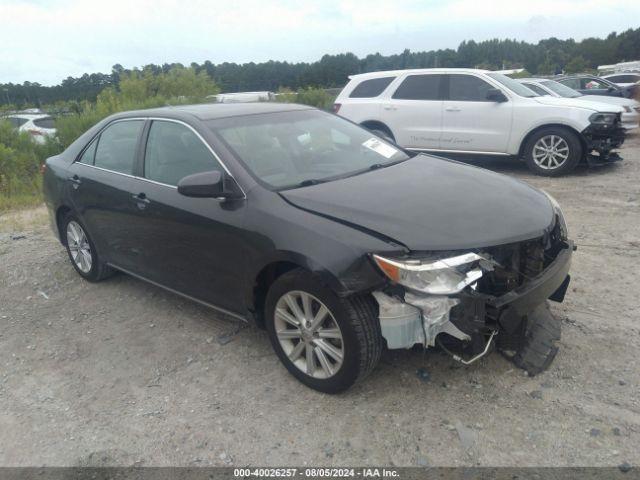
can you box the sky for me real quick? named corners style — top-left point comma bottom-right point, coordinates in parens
top-left (2, 0), bottom-right (639, 86)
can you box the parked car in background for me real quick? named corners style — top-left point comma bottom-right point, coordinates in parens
top-left (601, 72), bottom-right (640, 88)
top-left (335, 68), bottom-right (625, 176)
top-left (207, 91), bottom-right (276, 103)
top-left (518, 78), bottom-right (639, 130)
top-left (555, 75), bottom-right (637, 99)
top-left (42, 103), bottom-right (573, 392)
top-left (1, 112), bottom-right (56, 144)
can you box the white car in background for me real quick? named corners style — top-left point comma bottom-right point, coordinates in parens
top-left (601, 72), bottom-right (640, 88)
top-left (518, 78), bottom-right (639, 130)
top-left (2, 112), bottom-right (56, 144)
top-left (334, 68), bottom-right (626, 176)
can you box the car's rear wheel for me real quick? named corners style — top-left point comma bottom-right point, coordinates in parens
top-left (265, 269), bottom-right (382, 393)
top-left (524, 127), bottom-right (582, 176)
top-left (62, 213), bottom-right (114, 282)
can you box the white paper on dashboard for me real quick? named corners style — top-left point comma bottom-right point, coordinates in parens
top-left (362, 137), bottom-right (398, 159)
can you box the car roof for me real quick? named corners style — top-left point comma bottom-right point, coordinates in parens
top-left (112, 102), bottom-right (313, 121)
top-left (517, 78), bottom-right (548, 83)
top-left (347, 68), bottom-right (491, 80)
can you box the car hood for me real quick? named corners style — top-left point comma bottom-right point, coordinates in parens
top-left (532, 96), bottom-right (624, 113)
top-left (280, 155), bottom-right (555, 251)
top-left (576, 95), bottom-right (638, 108)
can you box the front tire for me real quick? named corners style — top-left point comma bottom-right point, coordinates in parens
top-left (61, 213), bottom-right (114, 282)
top-left (523, 127), bottom-right (582, 176)
top-left (265, 269), bottom-right (382, 393)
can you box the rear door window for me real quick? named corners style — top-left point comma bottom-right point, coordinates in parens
top-left (94, 120), bottom-right (144, 175)
top-left (559, 78), bottom-right (580, 89)
top-left (144, 120), bottom-right (222, 186)
top-left (349, 77), bottom-right (395, 98)
top-left (392, 74), bottom-right (443, 100)
top-left (448, 74), bottom-right (494, 101)
top-left (78, 140), bottom-right (97, 165)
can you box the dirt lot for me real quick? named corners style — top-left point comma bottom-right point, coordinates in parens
top-left (1, 134), bottom-right (639, 468)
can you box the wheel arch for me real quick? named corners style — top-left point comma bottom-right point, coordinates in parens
top-left (517, 123), bottom-right (586, 159)
top-left (247, 254), bottom-right (361, 329)
top-left (55, 205), bottom-right (73, 245)
top-left (359, 120), bottom-right (395, 141)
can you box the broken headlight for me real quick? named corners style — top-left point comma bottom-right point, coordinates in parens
top-left (542, 190), bottom-right (568, 239)
top-left (589, 112), bottom-right (617, 125)
top-left (372, 252), bottom-right (484, 295)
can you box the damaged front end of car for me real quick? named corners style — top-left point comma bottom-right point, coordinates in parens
top-left (369, 197), bottom-right (573, 374)
top-left (582, 112), bottom-right (626, 166)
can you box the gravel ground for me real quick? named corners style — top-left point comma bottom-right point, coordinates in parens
top-left (1, 133), bottom-right (639, 468)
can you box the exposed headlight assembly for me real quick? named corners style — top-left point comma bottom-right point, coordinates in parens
top-left (589, 112), bottom-right (617, 125)
top-left (542, 190), bottom-right (568, 239)
top-left (372, 252), bottom-right (484, 295)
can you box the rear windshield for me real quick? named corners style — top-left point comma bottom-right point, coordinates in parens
top-left (349, 77), bottom-right (395, 98)
top-left (33, 117), bottom-right (55, 129)
top-left (208, 109), bottom-right (409, 190)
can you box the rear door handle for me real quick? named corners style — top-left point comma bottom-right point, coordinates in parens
top-left (383, 106), bottom-right (398, 111)
top-left (68, 175), bottom-right (81, 189)
top-left (445, 107), bottom-right (461, 112)
top-left (132, 193), bottom-right (150, 209)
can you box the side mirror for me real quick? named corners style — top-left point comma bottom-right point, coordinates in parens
top-left (486, 88), bottom-right (508, 103)
top-left (177, 170), bottom-right (243, 199)
top-left (607, 86), bottom-right (615, 92)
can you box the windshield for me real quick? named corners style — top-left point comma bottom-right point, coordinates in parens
top-left (541, 80), bottom-right (582, 98)
top-left (486, 73), bottom-right (539, 97)
top-left (208, 110), bottom-right (409, 190)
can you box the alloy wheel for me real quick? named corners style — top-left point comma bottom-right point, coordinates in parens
top-left (274, 291), bottom-right (344, 379)
top-left (532, 135), bottom-right (570, 170)
top-left (66, 221), bottom-right (92, 273)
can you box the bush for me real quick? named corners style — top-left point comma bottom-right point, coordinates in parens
top-left (276, 87), bottom-right (336, 110)
top-left (0, 122), bottom-right (58, 210)
top-left (0, 66), bottom-right (220, 210)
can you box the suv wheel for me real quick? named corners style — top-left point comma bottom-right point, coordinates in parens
top-left (62, 213), bottom-right (114, 282)
top-left (523, 127), bottom-right (582, 176)
top-left (265, 269), bottom-right (382, 393)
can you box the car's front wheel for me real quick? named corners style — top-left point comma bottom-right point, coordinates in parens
top-left (61, 213), bottom-right (114, 282)
top-left (265, 269), bottom-right (382, 393)
top-left (523, 127), bottom-right (582, 176)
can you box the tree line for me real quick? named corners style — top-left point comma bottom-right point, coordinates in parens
top-left (2, 27), bottom-right (640, 108)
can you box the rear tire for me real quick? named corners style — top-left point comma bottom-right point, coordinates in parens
top-left (523, 127), bottom-right (582, 176)
top-left (61, 213), bottom-right (114, 282)
top-left (265, 269), bottom-right (383, 393)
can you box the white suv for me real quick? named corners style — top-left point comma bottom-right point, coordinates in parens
top-left (334, 69), bottom-right (626, 176)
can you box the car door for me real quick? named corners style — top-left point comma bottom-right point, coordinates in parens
top-left (124, 119), bottom-right (248, 313)
top-left (66, 119), bottom-right (145, 269)
top-left (381, 73), bottom-right (444, 150)
top-left (440, 74), bottom-right (513, 153)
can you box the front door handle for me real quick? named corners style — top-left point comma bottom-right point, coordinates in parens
top-left (132, 193), bottom-right (150, 209)
top-left (68, 175), bottom-right (81, 189)
top-left (445, 106), bottom-right (461, 112)
top-left (383, 105), bottom-right (398, 111)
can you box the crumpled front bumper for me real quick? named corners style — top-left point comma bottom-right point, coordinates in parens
top-left (372, 240), bottom-right (574, 350)
top-left (581, 123), bottom-right (626, 166)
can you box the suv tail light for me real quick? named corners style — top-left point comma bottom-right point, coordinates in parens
top-left (40, 163), bottom-right (47, 174)
top-left (332, 103), bottom-right (341, 114)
